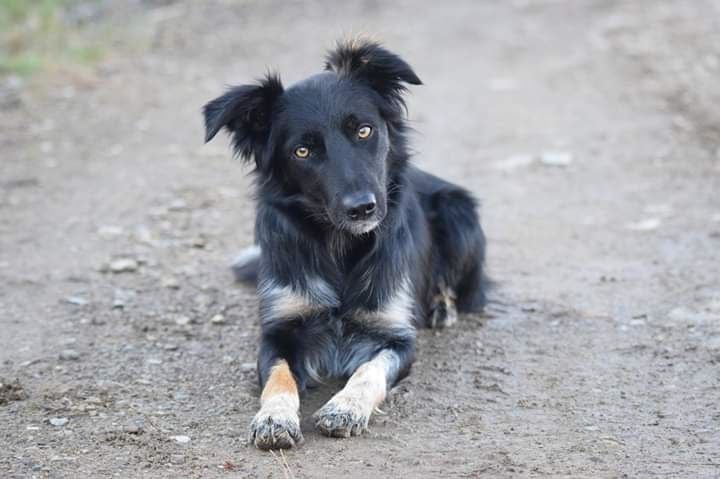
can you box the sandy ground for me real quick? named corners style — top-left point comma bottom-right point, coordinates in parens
top-left (1, 0), bottom-right (720, 477)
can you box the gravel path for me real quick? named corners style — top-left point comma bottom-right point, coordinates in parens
top-left (1, 1), bottom-right (719, 477)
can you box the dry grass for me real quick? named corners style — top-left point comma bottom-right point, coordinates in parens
top-left (270, 449), bottom-right (296, 479)
top-left (0, 0), bottom-right (105, 76)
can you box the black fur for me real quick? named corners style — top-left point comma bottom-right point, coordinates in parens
top-left (204, 39), bottom-right (487, 395)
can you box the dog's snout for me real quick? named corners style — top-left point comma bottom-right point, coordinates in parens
top-left (342, 192), bottom-right (377, 221)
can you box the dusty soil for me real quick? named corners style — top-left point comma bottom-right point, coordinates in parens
top-left (1, 1), bottom-right (719, 477)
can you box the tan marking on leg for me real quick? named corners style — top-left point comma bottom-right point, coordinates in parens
top-left (261, 359), bottom-right (298, 403)
top-left (430, 287), bottom-right (458, 328)
top-left (250, 359), bottom-right (303, 450)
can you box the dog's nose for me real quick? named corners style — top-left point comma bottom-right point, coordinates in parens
top-left (342, 192), bottom-right (377, 221)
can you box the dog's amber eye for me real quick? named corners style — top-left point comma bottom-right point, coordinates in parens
top-left (357, 125), bottom-right (373, 139)
top-left (294, 146), bottom-right (310, 159)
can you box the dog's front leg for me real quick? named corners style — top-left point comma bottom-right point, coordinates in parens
top-left (313, 349), bottom-right (404, 437)
top-left (249, 357), bottom-right (303, 450)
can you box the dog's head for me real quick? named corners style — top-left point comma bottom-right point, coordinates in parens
top-left (203, 39), bottom-right (421, 235)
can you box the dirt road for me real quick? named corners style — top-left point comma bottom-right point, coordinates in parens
top-left (1, 1), bottom-right (719, 477)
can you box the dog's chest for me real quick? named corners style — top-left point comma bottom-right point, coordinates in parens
top-left (258, 270), bottom-right (416, 333)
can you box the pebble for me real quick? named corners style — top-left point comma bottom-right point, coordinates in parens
top-left (210, 314), bottom-right (226, 325)
top-left (171, 435), bottom-right (191, 444)
top-left (494, 154), bottom-right (534, 172)
top-left (64, 296), bottom-right (89, 306)
top-left (191, 236), bottom-right (207, 248)
top-left (112, 289), bottom-right (136, 309)
top-left (540, 151), bottom-right (573, 167)
top-left (174, 315), bottom-right (191, 326)
top-left (170, 454), bottom-right (185, 465)
top-left (109, 258), bottom-right (138, 273)
top-left (168, 199), bottom-right (188, 211)
top-left (97, 225), bottom-right (124, 238)
top-left (239, 362), bottom-right (255, 372)
top-left (162, 276), bottom-right (180, 289)
top-left (124, 424), bottom-right (143, 435)
top-left (626, 218), bottom-right (661, 231)
top-left (59, 349), bottom-right (80, 361)
top-left (49, 417), bottom-right (69, 427)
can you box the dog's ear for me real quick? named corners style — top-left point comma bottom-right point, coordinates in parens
top-left (203, 74), bottom-right (283, 166)
top-left (325, 38), bottom-right (422, 111)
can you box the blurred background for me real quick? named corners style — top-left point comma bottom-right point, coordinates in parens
top-left (1, 1), bottom-right (719, 477)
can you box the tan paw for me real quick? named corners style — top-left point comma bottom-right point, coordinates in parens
top-left (249, 402), bottom-right (303, 450)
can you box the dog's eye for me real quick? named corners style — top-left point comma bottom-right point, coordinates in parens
top-left (294, 146), bottom-right (310, 159)
top-left (357, 125), bottom-right (373, 140)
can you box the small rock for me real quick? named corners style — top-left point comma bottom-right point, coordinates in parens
top-left (170, 454), bottom-right (185, 465)
top-left (239, 362), bottom-right (255, 372)
top-left (493, 154), bottom-right (534, 172)
top-left (626, 218), bottom-right (661, 231)
top-left (64, 296), bottom-right (89, 306)
top-left (97, 225), bottom-right (124, 238)
top-left (112, 289), bottom-right (136, 309)
top-left (210, 314), bottom-right (226, 325)
top-left (49, 417), bottom-right (69, 427)
top-left (109, 258), bottom-right (138, 273)
top-left (191, 236), bottom-right (207, 248)
top-left (124, 423), bottom-right (143, 435)
top-left (168, 199), bottom-right (188, 211)
top-left (59, 349), bottom-right (80, 361)
top-left (540, 151), bottom-right (573, 167)
top-left (171, 435), bottom-right (191, 444)
top-left (146, 358), bottom-right (163, 365)
top-left (162, 276), bottom-right (180, 289)
top-left (174, 315), bottom-right (191, 326)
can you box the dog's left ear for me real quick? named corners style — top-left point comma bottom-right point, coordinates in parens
top-left (203, 74), bottom-right (283, 168)
top-left (325, 39), bottom-right (422, 111)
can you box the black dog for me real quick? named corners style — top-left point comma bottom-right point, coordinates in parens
top-left (203, 39), bottom-right (487, 450)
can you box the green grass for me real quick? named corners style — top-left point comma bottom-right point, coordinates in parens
top-left (0, 0), bottom-right (105, 76)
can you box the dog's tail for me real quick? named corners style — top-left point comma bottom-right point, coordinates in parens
top-left (231, 245), bottom-right (261, 284)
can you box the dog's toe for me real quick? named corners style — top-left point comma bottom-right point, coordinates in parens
top-left (313, 397), bottom-right (369, 438)
top-left (249, 411), bottom-right (303, 450)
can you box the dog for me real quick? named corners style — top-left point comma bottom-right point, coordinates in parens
top-left (203, 39), bottom-right (488, 450)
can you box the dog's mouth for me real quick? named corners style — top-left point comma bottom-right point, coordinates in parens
top-left (343, 218), bottom-right (382, 235)
top-left (328, 211), bottom-right (385, 236)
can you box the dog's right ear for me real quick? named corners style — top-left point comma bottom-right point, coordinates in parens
top-left (325, 39), bottom-right (421, 114)
top-left (203, 74), bottom-right (283, 165)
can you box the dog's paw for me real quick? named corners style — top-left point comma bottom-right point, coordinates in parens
top-left (429, 293), bottom-right (458, 329)
top-left (249, 407), bottom-right (303, 450)
top-left (313, 395), bottom-right (369, 438)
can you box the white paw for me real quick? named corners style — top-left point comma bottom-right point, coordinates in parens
top-left (313, 394), bottom-right (371, 438)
